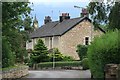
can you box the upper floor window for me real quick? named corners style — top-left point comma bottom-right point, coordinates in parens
top-left (85, 37), bottom-right (89, 45)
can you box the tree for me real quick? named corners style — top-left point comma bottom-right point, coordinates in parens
top-left (109, 2), bottom-right (120, 29)
top-left (87, 2), bottom-right (107, 29)
top-left (2, 2), bottom-right (32, 64)
top-left (30, 39), bottom-right (49, 64)
top-left (87, 30), bottom-right (120, 78)
top-left (87, 1), bottom-right (120, 30)
top-left (2, 37), bottom-right (15, 68)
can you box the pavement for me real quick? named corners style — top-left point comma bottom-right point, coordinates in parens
top-left (24, 70), bottom-right (91, 78)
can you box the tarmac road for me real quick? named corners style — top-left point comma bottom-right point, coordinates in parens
top-left (24, 70), bottom-right (91, 78)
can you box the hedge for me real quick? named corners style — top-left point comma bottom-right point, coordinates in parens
top-left (76, 45), bottom-right (88, 60)
top-left (87, 30), bottom-right (120, 78)
top-left (81, 58), bottom-right (89, 70)
top-left (37, 61), bottom-right (81, 68)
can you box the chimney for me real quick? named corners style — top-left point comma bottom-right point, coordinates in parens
top-left (59, 13), bottom-right (70, 22)
top-left (44, 16), bottom-right (52, 24)
top-left (81, 8), bottom-right (89, 17)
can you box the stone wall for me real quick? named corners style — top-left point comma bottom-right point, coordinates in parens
top-left (2, 66), bottom-right (29, 78)
top-left (105, 64), bottom-right (120, 79)
top-left (59, 20), bottom-right (103, 60)
top-left (26, 20), bottom-right (104, 60)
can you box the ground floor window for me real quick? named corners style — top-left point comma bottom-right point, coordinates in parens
top-left (50, 37), bottom-right (52, 49)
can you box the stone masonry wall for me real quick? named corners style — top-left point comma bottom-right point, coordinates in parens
top-left (2, 66), bottom-right (29, 78)
top-left (59, 20), bottom-right (103, 60)
top-left (105, 64), bottom-right (120, 79)
top-left (27, 20), bottom-right (103, 60)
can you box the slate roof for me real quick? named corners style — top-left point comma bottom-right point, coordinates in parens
top-left (30, 16), bottom-right (104, 39)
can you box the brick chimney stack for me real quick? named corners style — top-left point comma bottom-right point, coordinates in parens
top-left (44, 16), bottom-right (52, 24)
top-left (59, 13), bottom-right (70, 22)
top-left (81, 8), bottom-right (89, 17)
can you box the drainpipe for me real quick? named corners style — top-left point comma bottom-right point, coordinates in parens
top-left (52, 35), bottom-right (55, 69)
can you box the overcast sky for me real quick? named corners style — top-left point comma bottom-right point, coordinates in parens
top-left (29, 0), bottom-right (89, 27)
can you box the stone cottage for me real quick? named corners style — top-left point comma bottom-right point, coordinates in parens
top-left (26, 13), bottom-right (105, 60)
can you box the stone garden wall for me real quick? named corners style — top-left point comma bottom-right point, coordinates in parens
top-left (2, 66), bottom-right (29, 78)
top-left (105, 64), bottom-right (120, 79)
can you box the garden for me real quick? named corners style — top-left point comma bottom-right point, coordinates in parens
top-left (28, 39), bottom-right (83, 70)
top-left (2, 1), bottom-right (120, 79)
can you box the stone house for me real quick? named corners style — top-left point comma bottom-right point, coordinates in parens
top-left (26, 13), bottom-right (105, 60)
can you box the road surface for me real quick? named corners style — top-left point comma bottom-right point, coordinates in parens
top-left (24, 70), bottom-right (91, 78)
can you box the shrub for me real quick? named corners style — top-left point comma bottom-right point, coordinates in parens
top-left (30, 39), bottom-right (49, 64)
top-left (62, 56), bottom-right (74, 61)
top-left (76, 44), bottom-right (88, 60)
top-left (48, 48), bottom-right (74, 61)
top-left (87, 30), bottom-right (120, 78)
top-left (48, 48), bottom-right (63, 61)
top-left (81, 58), bottom-right (89, 70)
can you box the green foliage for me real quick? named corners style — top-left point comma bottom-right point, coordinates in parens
top-left (87, 2), bottom-right (107, 28)
top-left (2, 2), bottom-right (33, 64)
top-left (30, 39), bottom-right (49, 64)
top-left (23, 16), bottom-right (33, 33)
top-left (76, 44), bottom-right (88, 60)
top-left (62, 56), bottom-right (74, 61)
top-left (87, 1), bottom-right (120, 30)
top-left (2, 37), bottom-right (15, 68)
top-left (16, 48), bottom-right (28, 63)
top-left (81, 58), bottom-right (89, 70)
top-left (87, 30), bottom-right (120, 78)
top-left (48, 48), bottom-right (74, 61)
top-left (109, 2), bottom-right (120, 29)
top-left (37, 61), bottom-right (81, 68)
top-left (48, 48), bottom-right (63, 61)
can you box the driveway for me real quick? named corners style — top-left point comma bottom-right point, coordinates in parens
top-left (24, 70), bottom-right (91, 78)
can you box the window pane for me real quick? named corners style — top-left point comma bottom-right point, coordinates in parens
top-left (85, 37), bottom-right (89, 45)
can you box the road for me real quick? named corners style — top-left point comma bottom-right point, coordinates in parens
top-left (24, 70), bottom-right (91, 78)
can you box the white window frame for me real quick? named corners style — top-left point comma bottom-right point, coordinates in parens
top-left (84, 36), bottom-right (90, 45)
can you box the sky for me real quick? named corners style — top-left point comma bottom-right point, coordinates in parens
top-left (29, 0), bottom-right (90, 27)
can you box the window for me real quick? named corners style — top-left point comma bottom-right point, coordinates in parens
top-left (53, 36), bottom-right (59, 47)
top-left (85, 37), bottom-right (89, 45)
top-left (50, 37), bottom-right (52, 49)
top-left (45, 37), bottom-right (49, 48)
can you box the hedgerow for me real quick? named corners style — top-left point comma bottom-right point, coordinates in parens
top-left (87, 30), bottom-right (120, 78)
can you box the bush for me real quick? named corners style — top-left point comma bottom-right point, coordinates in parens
top-left (48, 48), bottom-right (63, 61)
top-left (62, 56), bottom-right (74, 61)
top-left (76, 45), bottom-right (88, 60)
top-left (81, 58), bottom-right (89, 70)
top-left (30, 39), bottom-right (49, 64)
top-left (48, 48), bottom-right (74, 61)
top-left (87, 30), bottom-right (120, 78)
